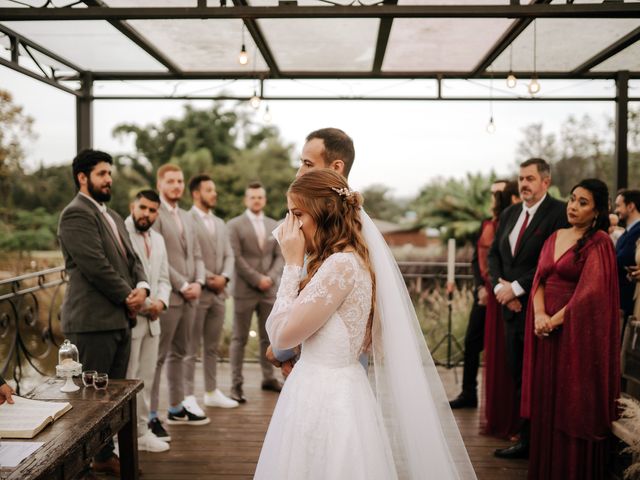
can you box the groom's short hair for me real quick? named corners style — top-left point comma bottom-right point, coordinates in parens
top-left (306, 128), bottom-right (355, 178)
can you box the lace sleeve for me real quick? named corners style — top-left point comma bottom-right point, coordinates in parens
top-left (266, 254), bottom-right (357, 350)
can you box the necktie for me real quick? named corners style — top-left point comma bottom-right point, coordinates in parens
top-left (142, 232), bottom-right (151, 259)
top-left (254, 218), bottom-right (265, 250)
top-left (102, 211), bottom-right (126, 257)
top-left (205, 216), bottom-right (216, 236)
top-left (172, 209), bottom-right (184, 237)
top-left (513, 211), bottom-right (530, 256)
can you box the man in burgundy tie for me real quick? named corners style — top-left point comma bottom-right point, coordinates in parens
top-left (488, 158), bottom-right (568, 459)
top-left (58, 150), bottom-right (150, 475)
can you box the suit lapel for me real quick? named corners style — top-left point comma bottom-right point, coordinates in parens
top-left (514, 196), bottom-right (553, 259)
top-left (244, 213), bottom-right (262, 252)
top-left (502, 206), bottom-right (521, 260)
top-left (98, 208), bottom-right (127, 260)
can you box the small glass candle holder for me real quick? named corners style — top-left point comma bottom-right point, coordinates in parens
top-left (94, 373), bottom-right (109, 390)
top-left (82, 370), bottom-right (97, 387)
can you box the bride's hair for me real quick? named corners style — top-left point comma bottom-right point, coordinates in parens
top-left (288, 169), bottom-right (376, 352)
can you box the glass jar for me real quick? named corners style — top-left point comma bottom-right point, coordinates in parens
top-left (58, 339), bottom-right (79, 367)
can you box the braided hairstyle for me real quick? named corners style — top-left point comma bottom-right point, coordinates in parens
top-left (287, 169), bottom-right (375, 352)
top-left (571, 178), bottom-right (610, 261)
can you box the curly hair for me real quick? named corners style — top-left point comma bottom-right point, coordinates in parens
top-left (287, 169), bottom-right (375, 352)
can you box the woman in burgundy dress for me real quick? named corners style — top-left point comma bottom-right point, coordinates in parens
top-left (522, 178), bottom-right (620, 480)
top-left (480, 181), bottom-right (522, 439)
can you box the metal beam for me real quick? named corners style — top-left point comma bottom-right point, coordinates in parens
top-left (76, 72), bottom-right (93, 152)
top-left (572, 26), bottom-right (640, 75)
top-left (76, 70), bottom-right (640, 81)
top-left (471, 0), bottom-right (552, 76)
top-left (0, 58), bottom-right (80, 96)
top-left (615, 71), bottom-right (629, 191)
top-left (372, 0), bottom-right (398, 74)
top-left (82, 0), bottom-right (181, 74)
top-left (0, 24), bottom-right (83, 73)
top-left (233, 0), bottom-right (281, 78)
top-left (0, 4), bottom-right (639, 21)
top-left (91, 94), bottom-right (625, 102)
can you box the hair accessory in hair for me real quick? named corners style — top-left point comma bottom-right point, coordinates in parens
top-left (331, 186), bottom-right (353, 198)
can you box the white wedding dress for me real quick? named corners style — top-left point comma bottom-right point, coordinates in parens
top-left (255, 252), bottom-right (397, 479)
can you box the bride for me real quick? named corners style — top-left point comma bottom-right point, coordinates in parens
top-left (254, 169), bottom-right (476, 479)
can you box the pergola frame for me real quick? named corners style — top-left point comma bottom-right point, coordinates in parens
top-left (1, 2), bottom-right (639, 189)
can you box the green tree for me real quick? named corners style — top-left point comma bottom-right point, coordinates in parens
top-left (410, 173), bottom-right (497, 243)
top-left (360, 185), bottom-right (407, 223)
top-left (0, 90), bottom-right (35, 217)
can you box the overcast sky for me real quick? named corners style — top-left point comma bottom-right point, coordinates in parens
top-left (1, 67), bottom-right (622, 198)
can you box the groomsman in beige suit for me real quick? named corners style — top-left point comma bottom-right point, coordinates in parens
top-left (228, 182), bottom-right (284, 403)
top-left (184, 174), bottom-right (238, 412)
top-left (125, 190), bottom-right (171, 453)
top-left (149, 164), bottom-right (209, 442)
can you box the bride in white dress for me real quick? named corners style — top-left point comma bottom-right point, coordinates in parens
top-left (255, 169), bottom-right (476, 479)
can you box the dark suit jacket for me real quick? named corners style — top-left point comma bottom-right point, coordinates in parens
top-left (616, 221), bottom-right (640, 317)
top-left (58, 193), bottom-right (147, 333)
top-left (488, 195), bottom-right (569, 323)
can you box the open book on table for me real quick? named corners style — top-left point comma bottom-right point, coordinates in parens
top-left (0, 396), bottom-right (72, 439)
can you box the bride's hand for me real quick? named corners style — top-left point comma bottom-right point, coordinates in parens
top-left (279, 212), bottom-right (305, 267)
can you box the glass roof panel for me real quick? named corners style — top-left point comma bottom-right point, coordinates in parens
top-left (489, 19), bottom-right (640, 72)
top-left (1, 20), bottom-right (167, 71)
top-left (383, 17), bottom-right (513, 72)
top-left (125, 19), bottom-right (269, 72)
top-left (592, 42), bottom-right (640, 73)
top-left (104, 0), bottom-right (198, 5)
top-left (256, 18), bottom-right (379, 72)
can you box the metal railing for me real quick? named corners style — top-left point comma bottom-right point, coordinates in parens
top-left (0, 267), bottom-right (67, 394)
top-left (0, 261), bottom-right (473, 392)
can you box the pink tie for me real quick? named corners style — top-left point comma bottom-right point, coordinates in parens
top-left (172, 209), bottom-right (184, 236)
top-left (103, 211), bottom-right (126, 257)
top-left (142, 232), bottom-right (151, 259)
top-left (254, 218), bottom-right (265, 250)
top-left (205, 216), bottom-right (216, 236)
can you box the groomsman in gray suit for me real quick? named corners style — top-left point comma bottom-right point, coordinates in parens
top-left (184, 174), bottom-right (238, 412)
top-left (125, 190), bottom-right (171, 453)
top-left (228, 182), bottom-right (284, 403)
top-left (149, 164), bottom-right (209, 442)
top-left (58, 149), bottom-right (149, 476)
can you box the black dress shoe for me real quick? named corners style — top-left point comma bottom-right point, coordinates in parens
top-left (261, 379), bottom-right (283, 393)
top-left (230, 387), bottom-right (246, 404)
top-left (448, 393), bottom-right (478, 409)
top-left (494, 442), bottom-right (529, 459)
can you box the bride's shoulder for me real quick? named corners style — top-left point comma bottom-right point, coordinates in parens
top-left (318, 251), bottom-right (360, 274)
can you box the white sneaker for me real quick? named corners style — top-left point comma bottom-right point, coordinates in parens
top-left (138, 430), bottom-right (170, 453)
top-left (204, 389), bottom-right (239, 408)
top-left (182, 395), bottom-right (206, 417)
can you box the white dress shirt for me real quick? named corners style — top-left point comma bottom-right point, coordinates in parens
top-left (495, 194), bottom-right (547, 298)
top-left (246, 209), bottom-right (266, 249)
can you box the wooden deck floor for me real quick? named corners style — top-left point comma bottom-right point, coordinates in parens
top-left (139, 362), bottom-right (528, 479)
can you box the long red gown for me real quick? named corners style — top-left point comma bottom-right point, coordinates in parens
top-left (479, 219), bottom-right (520, 438)
top-left (521, 230), bottom-right (620, 480)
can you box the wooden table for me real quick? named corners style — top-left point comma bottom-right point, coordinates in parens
top-left (1, 378), bottom-right (142, 480)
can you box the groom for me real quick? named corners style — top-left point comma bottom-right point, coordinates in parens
top-left (267, 127), bottom-right (358, 372)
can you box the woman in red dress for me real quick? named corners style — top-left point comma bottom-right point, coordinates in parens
top-left (480, 181), bottom-right (522, 438)
top-left (522, 178), bottom-right (620, 480)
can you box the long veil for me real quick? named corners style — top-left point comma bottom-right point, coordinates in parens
top-left (361, 210), bottom-right (477, 479)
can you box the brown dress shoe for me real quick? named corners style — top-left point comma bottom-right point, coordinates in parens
top-left (230, 386), bottom-right (247, 403)
top-left (91, 455), bottom-right (120, 476)
top-left (261, 379), bottom-right (283, 393)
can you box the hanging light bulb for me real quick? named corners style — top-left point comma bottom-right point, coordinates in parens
top-left (238, 24), bottom-right (248, 65)
top-left (249, 89), bottom-right (261, 109)
top-left (528, 75), bottom-right (541, 95)
top-left (486, 116), bottom-right (496, 134)
top-left (263, 105), bottom-right (272, 124)
top-left (528, 20), bottom-right (541, 95)
top-left (238, 44), bottom-right (248, 65)
top-left (506, 45), bottom-right (517, 88)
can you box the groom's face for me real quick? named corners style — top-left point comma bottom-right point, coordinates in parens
top-left (297, 138), bottom-right (327, 178)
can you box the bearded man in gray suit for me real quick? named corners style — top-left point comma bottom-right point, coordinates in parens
top-left (184, 174), bottom-right (238, 412)
top-left (58, 149), bottom-right (149, 476)
top-left (228, 182), bottom-right (284, 403)
top-left (149, 164), bottom-right (209, 443)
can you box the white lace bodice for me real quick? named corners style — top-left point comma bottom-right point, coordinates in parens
top-left (266, 252), bottom-right (372, 367)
